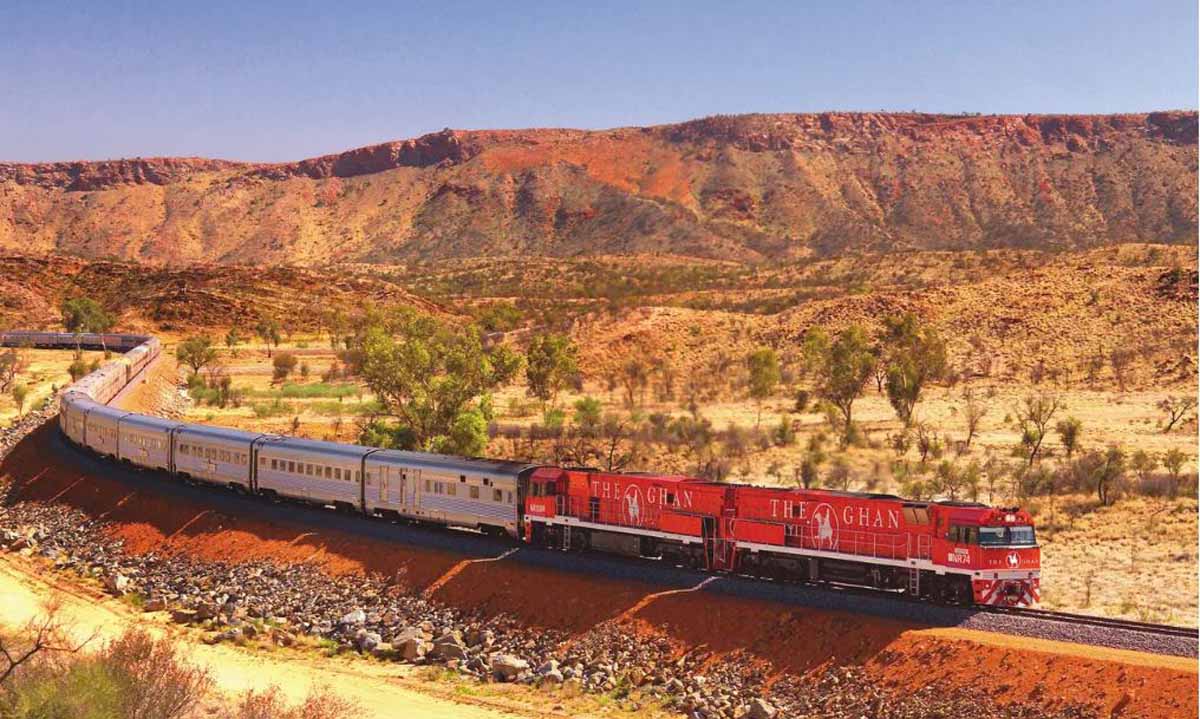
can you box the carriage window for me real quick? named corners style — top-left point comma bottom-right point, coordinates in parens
top-left (447, 484), bottom-right (456, 496)
top-left (354, 471), bottom-right (360, 482)
top-left (460, 475), bottom-right (466, 483)
top-left (270, 459), bottom-right (277, 470)
top-left (325, 466), bottom-right (332, 479)
top-left (470, 486), bottom-right (480, 499)
top-left (334, 468), bottom-right (341, 480)
top-left (947, 525), bottom-right (961, 543)
top-left (506, 491), bottom-right (513, 504)
top-left (531, 483), bottom-right (541, 498)
top-left (963, 526), bottom-right (978, 544)
top-left (425, 480), bottom-right (431, 492)
top-left (288, 461), bottom-right (295, 473)
top-left (493, 489), bottom-right (503, 502)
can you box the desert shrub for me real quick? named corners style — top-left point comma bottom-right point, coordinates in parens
top-left (473, 302), bottom-right (525, 333)
top-left (773, 415), bottom-right (796, 446)
top-left (277, 382), bottom-right (358, 399)
top-left (272, 353), bottom-right (298, 382)
top-left (219, 687), bottom-right (355, 719)
top-left (251, 399), bottom-right (293, 418)
top-left (1, 629), bottom-right (210, 719)
top-left (357, 419), bottom-right (419, 450)
top-left (505, 396), bottom-right (534, 418)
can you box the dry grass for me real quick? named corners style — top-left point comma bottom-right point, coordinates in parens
top-left (0, 350), bottom-right (106, 426)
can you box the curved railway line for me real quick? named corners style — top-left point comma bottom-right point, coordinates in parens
top-left (1, 330), bottom-right (1196, 659)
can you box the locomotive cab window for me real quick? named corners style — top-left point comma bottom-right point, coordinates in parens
top-left (979, 525), bottom-right (1037, 547)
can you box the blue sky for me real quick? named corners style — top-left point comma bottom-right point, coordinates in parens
top-left (2, 1), bottom-right (1196, 162)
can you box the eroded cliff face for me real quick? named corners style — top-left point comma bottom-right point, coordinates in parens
top-left (0, 112), bottom-right (1195, 265)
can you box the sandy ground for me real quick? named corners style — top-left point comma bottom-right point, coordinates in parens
top-left (0, 349), bottom-right (106, 426)
top-left (0, 553), bottom-right (539, 719)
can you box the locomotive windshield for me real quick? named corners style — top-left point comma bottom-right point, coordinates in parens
top-left (978, 525), bottom-right (1036, 546)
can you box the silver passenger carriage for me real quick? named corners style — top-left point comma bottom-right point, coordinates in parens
top-left (84, 405), bottom-right (131, 458)
top-left (173, 425), bottom-right (260, 489)
top-left (118, 414), bottom-right (181, 471)
top-left (254, 437), bottom-right (372, 508)
top-left (59, 392), bottom-right (93, 444)
top-left (365, 451), bottom-right (534, 536)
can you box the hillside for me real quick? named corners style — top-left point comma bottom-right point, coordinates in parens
top-left (1, 112), bottom-right (1196, 265)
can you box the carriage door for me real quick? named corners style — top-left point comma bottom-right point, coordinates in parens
top-left (379, 466), bottom-right (389, 504)
top-left (408, 469), bottom-right (420, 511)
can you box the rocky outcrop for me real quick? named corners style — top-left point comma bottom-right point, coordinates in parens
top-left (0, 157), bottom-right (240, 190)
top-left (1, 112), bottom-right (1195, 264)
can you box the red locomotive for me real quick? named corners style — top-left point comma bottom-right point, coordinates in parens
top-left (524, 467), bottom-right (1040, 606)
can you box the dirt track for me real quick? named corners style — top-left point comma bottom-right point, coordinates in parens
top-left (0, 554), bottom-right (535, 718)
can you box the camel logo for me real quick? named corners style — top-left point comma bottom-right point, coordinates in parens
top-left (810, 503), bottom-right (839, 550)
top-left (1007, 552), bottom-right (1020, 568)
top-left (623, 485), bottom-right (643, 525)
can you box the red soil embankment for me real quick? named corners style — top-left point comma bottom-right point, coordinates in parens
top-left (628, 589), bottom-right (1197, 719)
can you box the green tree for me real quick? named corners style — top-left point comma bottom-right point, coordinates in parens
top-left (60, 297), bottom-right (116, 352)
top-left (881, 313), bottom-right (947, 426)
top-left (254, 318), bottom-right (282, 358)
top-left (10, 383), bottom-right (28, 416)
top-left (1055, 416), bottom-right (1083, 460)
top-left (1015, 392), bottom-right (1064, 467)
top-left (798, 433), bottom-right (828, 488)
top-left (1158, 396), bottom-right (1197, 433)
top-left (1162, 448), bottom-right (1188, 497)
top-left (224, 327), bottom-right (244, 353)
top-left (573, 396), bottom-right (603, 434)
top-left (358, 308), bottom-right (520, 450)
top-left (176, 336), bottom-right (217, 377)
top-left (962, 388), bottom-right (988, 450)
top-left (1096, 445), bottom-right (1127, 506)
top-left (620, 358), bottom-right (650, 408)
top-left (437, 406), bottom-right (489, 456)
top-left (525, 333), bottom-right (578, 405)
top-left (804, 325), bottom-right (876, 443)
top-left (1129, 450), bottom-right (1158, 492)
top-left (746, 347), bottom-right (781, 426)
top-left (0, 349), bottom-right (25, 392)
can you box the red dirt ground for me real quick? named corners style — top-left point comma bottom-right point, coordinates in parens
top-left (627, 590), bottom-right (1197, 719)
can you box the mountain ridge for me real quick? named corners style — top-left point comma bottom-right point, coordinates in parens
top-left (1, 111), bottom-right (1195, 264)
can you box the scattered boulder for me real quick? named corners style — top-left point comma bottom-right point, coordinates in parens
top-left (746, 698), bottom-right (777, 719)
top-left (103, 572), bottom-right (130, 594)
top-left (490, 654), bottom-right (530, 682)
top-left (338, 608), bottom-right (366, 626)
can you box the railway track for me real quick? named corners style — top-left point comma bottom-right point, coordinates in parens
top-left (979, 605), bottom-right (1199, 639)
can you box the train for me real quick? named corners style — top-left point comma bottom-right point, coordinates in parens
top-left (1, 331), bottom-right (1041, 607)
